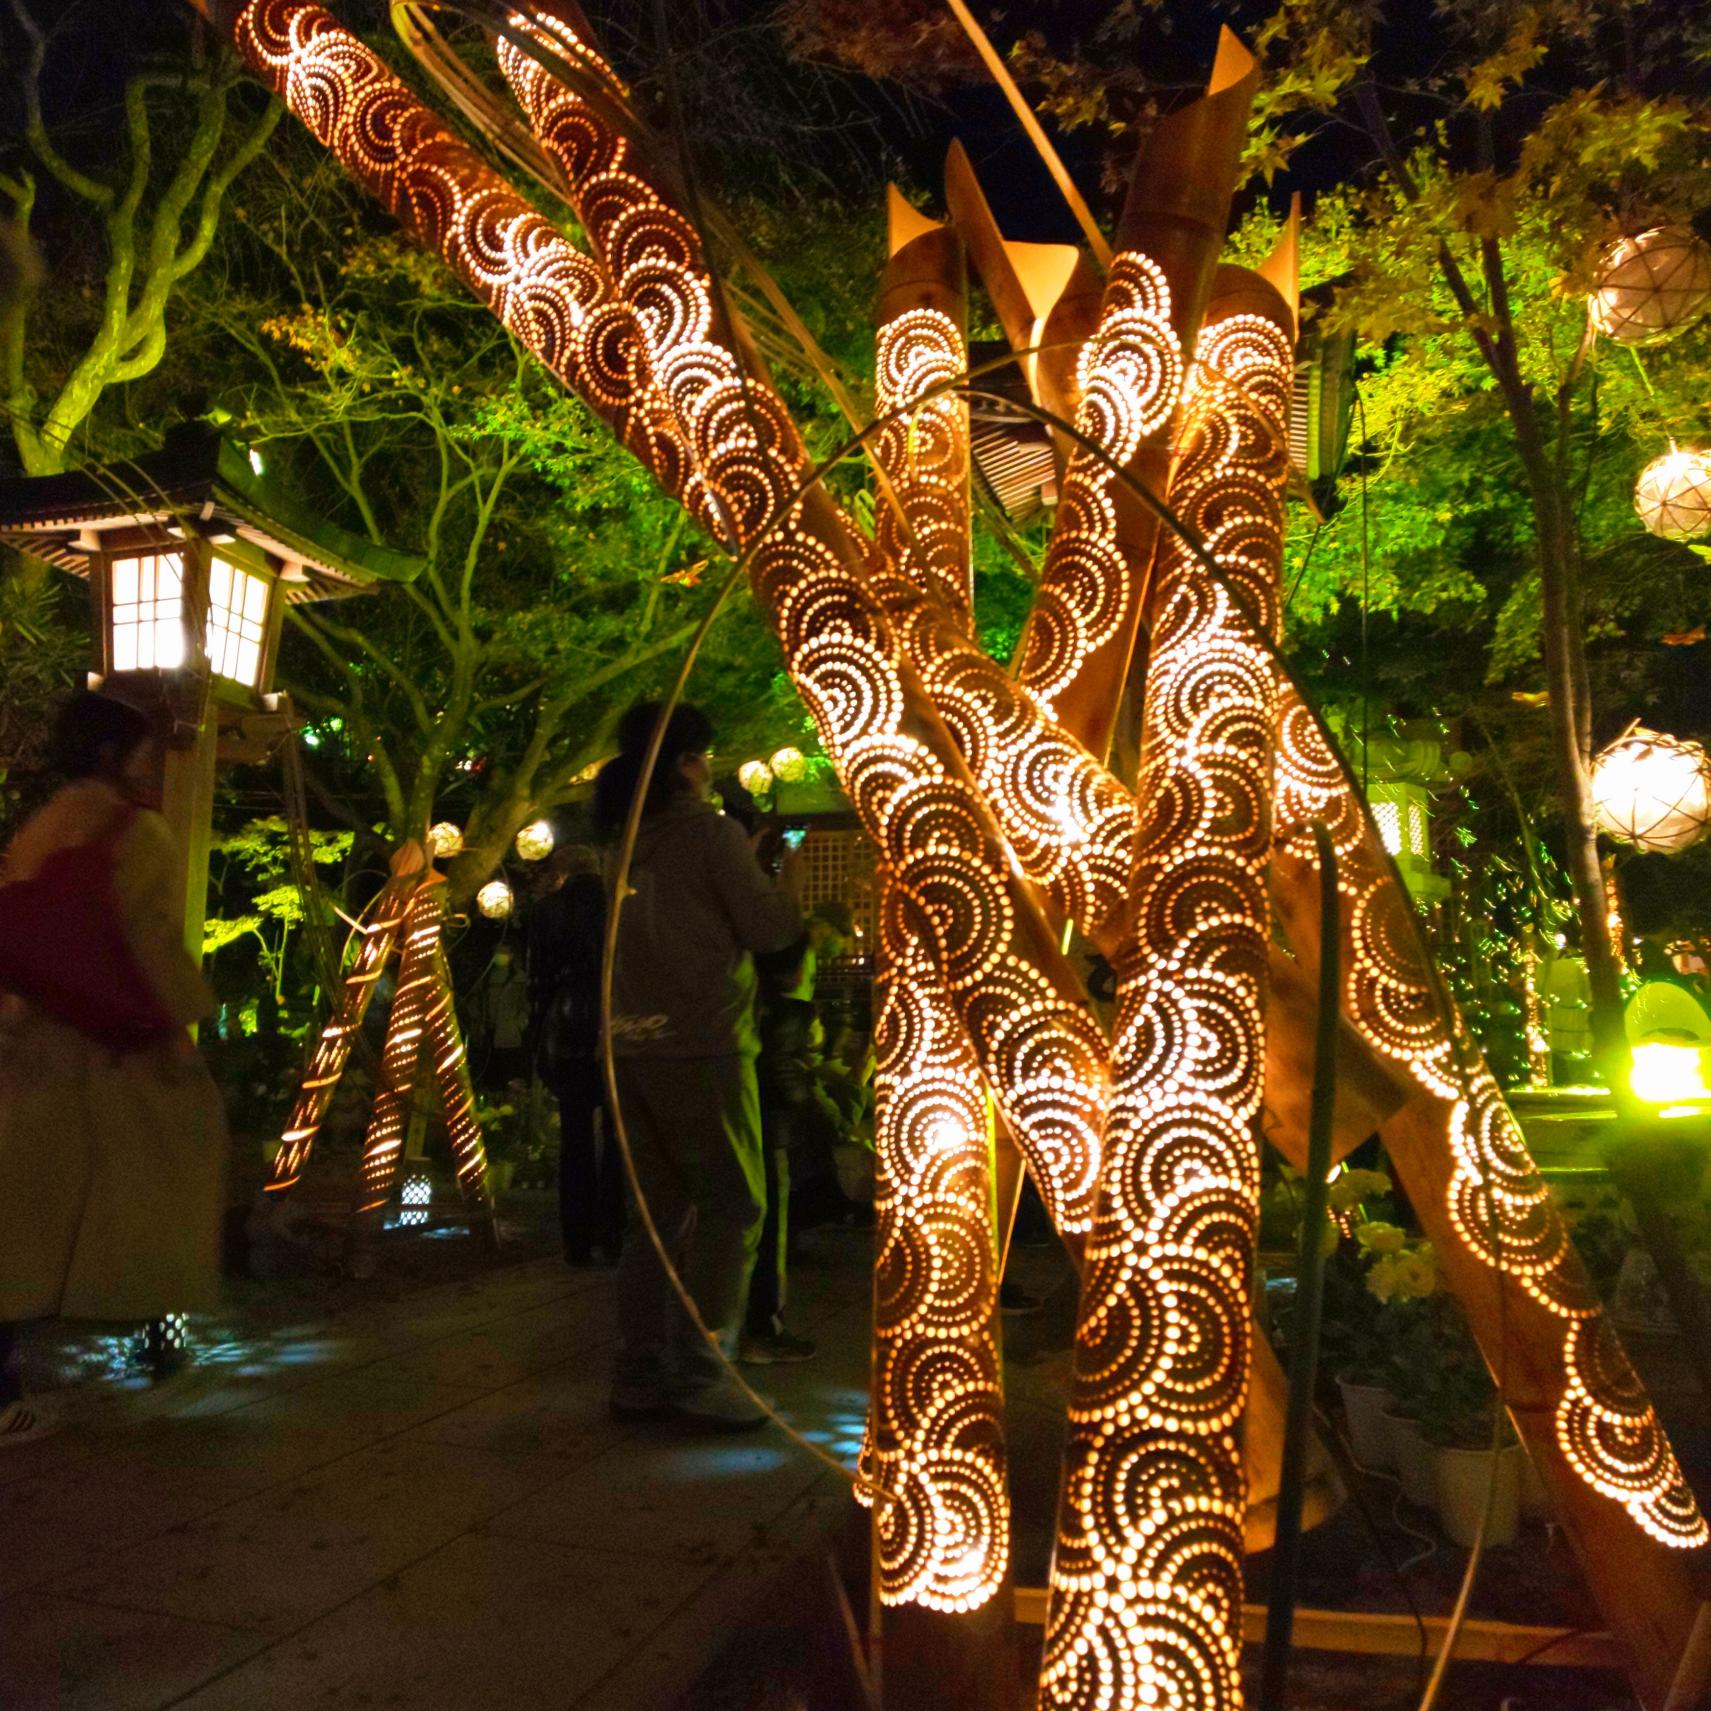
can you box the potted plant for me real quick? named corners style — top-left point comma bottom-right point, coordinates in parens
top-left (1320, 1250), bottom-right (1399, 1468)
top-left (1414, 1302), bottom-right (1523, 1547)
top-left (1365, 1230), bottom-right (1442, 1506)
top-left (1310, 1168), bottom-right (1406, 1469)
top-left (474, 1095), bottom-right (520, 1195)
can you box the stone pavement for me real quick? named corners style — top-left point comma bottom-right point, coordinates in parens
top-left (0, 1235), bottom-right (876, 1711)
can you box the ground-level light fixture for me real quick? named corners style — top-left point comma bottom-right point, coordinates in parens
top-left (1630, 1041), bottom-right (1711, 1112)
top-left (1590, 726), bottom-right (1711, 854)
top-left (514, 819), bottom-right (554, 861)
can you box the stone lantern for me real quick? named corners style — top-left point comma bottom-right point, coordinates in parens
top-left (0, 423), bottom-right (423, 955)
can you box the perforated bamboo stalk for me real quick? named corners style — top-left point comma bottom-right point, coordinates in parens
top-left (1041, 267), bottom-right (1295, 1711)
top-left (1270, 699), bottom-right (1710, 1709)
top-left (355, 874), bottom-right (442, 1213)
top-left (494, 7), bottom-right (1137, 1223)
top-left (269, 870), bottom-right (412, 1194)
top-left (865, 198), bottom-right (1015, 1702)
top-left (1015, 32), bottom-right (1258, 768)
top-left (204, 6), bottom-right (1711, 1706)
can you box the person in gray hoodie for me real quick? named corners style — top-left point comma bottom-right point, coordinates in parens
top-left (595, 701), bottom-right (804, 1429)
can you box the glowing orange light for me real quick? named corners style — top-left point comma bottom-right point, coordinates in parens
top-left (1042, 304), bottom-right (1292, 1711)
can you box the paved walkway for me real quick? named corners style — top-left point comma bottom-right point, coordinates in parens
top-left (0, 1237), bottom-right (876, 1711)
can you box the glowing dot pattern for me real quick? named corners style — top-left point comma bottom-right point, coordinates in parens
top-left (1042, 308), bottom-right (1291, 1711)
top-left (867, 312), bottom-right (1147, 942)
top-left (235, 0), bottom-right (689, 482)
top-left (1020, 256), bottom-right (1182, 718)
top-left (1274, 697), bottom-right (1708, 1550)
top-left (423, 900), bottom-right (493, 1205)
top-left (356, 878), bottom-right (443, 1212)
top-left (869, 302), bottom-right (1008, 1612)
top-left (875, 309), bottom-right (975, 632)
top-left (232, 0), bottom-right (1109, 1236)
top-left (269, 874), bottom-right (411, 1194)
top-left (494, 8), bottom-right (1110, 1233)
top-left (352, 877), bottom-right (493, 1215)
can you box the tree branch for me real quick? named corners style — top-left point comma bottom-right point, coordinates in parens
top-left (8, 0), bottom-right (114, 207)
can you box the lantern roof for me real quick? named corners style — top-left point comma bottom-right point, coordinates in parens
top-left (0, 423), bottom-right (424, 603)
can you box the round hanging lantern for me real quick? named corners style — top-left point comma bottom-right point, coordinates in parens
top-left (769, 746), bottom-right (808, 784)
top-left (514, 819), bottom-right (554, 862)
top-left (427, 821), bottom-right (463, 858)
top-left (477, 879), bottom-right (514, 919)
top-left (1589, 226), bottom-right (1711, 346)
top-left (737, 759), bottom-right (773, 797)
top-left (1590, 727), bottom-right (1711, 854)
top-left (1634, 446), bottom-right (1711, 540)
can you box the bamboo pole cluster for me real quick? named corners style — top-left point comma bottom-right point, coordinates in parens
top-left (225, 4), bottom-right (1706, 1705)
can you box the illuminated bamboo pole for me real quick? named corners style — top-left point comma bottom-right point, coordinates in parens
top-left (1271, 707), bottom-right (1710, 1710)
top-left (354, 872), bottom-right (442, 1213)
top-left (488, 4), bottom-right (1114, 1231)
top-left (945, 150), bottom-right (1408, 1171)
top-left (1014, 33), bottom-right (1258, 767)
top-left (867, 197), bottom-right (1014, 1700)
top-left (422, 928), bottom-right (496, 1228)
top-left (1041, 270), bottom-right (1295, 1711)
top-left (269, 867), bottom-right (413, 1194)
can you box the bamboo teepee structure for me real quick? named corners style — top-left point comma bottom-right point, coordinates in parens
top-left (192, 3), bottom-right (1708, 1705)
top-left (269, 839), bottom-right (493, 1233)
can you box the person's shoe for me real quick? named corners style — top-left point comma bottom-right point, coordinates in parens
top-left (738, 1328), bottom-right (817, 1365)
top-left (669, 1381), bottom-right (771, 1432)
top-left (0, 1399), bottom-right (53, 1447)
top-left (608, 1382), bottom-right (672, 1424)
top-left (999, 1281), bottom-right (1044, 1316)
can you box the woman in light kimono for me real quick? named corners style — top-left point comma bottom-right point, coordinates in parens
top-left (0, 694), bottom-right (227, 1441)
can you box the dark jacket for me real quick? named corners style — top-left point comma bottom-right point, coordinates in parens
top-left (527, 873), bottom-right (605, 1070)
top-left (608, 795), bottom-right (802, 1058)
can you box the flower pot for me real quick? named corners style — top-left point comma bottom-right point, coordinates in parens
top-left (1431, 1442), bottom-right (1521, 1548)
top-left (1336, 1374), bottom-right (1396, 1470)
top-left (1381, 1407), bottom-right (1436, 1506)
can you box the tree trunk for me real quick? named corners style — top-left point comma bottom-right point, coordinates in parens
top-left (1508, 400), bottom-right (1630, 1088)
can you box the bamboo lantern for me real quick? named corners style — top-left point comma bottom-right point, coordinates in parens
top-left (427, 820), bottom-right (463, 857)
top-left (476, 879), bottom-right (513, 919)
top-left (1635, 446), bottom-right (1711, 540)
top-left (1589, 227), bottom-right (1711, 346)
top-left (768, 745), bottom-right (808, 783)
top-left (736, 759), bottom-right (773, 797)
top-left (514, 819), bottom-right (554, 861)
top-left (1590, 726), bottom-right (1711, 853)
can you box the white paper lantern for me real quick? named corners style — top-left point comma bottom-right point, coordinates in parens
top-left (1590, 227), bottom-right (1711, 346)
top-left (1635, 446), bottom-right (1711, 541)
top-left (477, 879), bottom-right (514, 919)
top-left (1590, 727), bottom-right (1711, 854)
top-left (769, 746), bottom-right (808, 783)
top-left (737, 759), bottom-right (774, 797)
top-left (514, 819), bottom-right (555, 861)
top-left (427, 820), bottom-right (463, 857)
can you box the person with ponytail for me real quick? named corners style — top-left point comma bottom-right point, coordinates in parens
top-left (0, 693), bottom-right (227, 1442)
top-left (595, 701), bottom-right (803, 1430)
